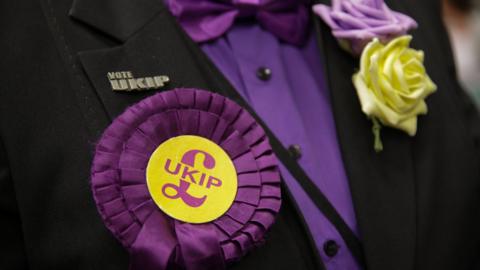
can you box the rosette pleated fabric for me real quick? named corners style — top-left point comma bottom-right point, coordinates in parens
top-left (91, 88), bottom-right (281, 270)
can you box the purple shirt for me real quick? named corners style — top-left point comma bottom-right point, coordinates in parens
top-left (168, 3), bottom-right (361, 269)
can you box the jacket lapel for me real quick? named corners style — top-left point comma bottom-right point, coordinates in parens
top-left (70, 0), bottom-right (229, 118)
top-left (312, 1), bottom-right (417, 269)
top-left (70, 0), bottom-right (164, 42)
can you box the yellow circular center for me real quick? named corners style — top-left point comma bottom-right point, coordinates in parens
top-left (146, 135), bottom-right (237, 224)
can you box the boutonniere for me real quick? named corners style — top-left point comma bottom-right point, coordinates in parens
top-left (313, 0), bottom-right (437, 152)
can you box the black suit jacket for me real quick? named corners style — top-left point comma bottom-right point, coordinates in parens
top-left (1, 0), bottom-right (479, 269)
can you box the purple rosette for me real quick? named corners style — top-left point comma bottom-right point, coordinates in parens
top-left (91, 88), bottom-right (281, 270)
top-left (313, 0), bottom-right (417, 55)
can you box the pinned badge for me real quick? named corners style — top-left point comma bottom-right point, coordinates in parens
top-left (147, 135), bottom-right (238, 224)
top-left (90, 88), bottom-right (282, 269)
top-left (107, 71), bottom-right (170, 91)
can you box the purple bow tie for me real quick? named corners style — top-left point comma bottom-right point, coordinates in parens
top-left (167, 0), bottom-right (310, 46)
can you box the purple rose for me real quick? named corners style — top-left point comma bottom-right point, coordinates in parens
top-left (313, 0), bottom-right (417, 55)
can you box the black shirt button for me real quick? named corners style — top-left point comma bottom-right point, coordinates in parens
top-left (288, 144), bottom-right (302, 160)
top-left (323, 240), bottom-right (339, 257)
top-left (256, 67), bottom-right (272, 81)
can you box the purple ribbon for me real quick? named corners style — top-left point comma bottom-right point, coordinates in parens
top-left (91, 89), bottom-right (281, 269)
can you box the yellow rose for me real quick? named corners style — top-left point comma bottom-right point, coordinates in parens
top-left (353, 35), bottom-right (437, 136)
